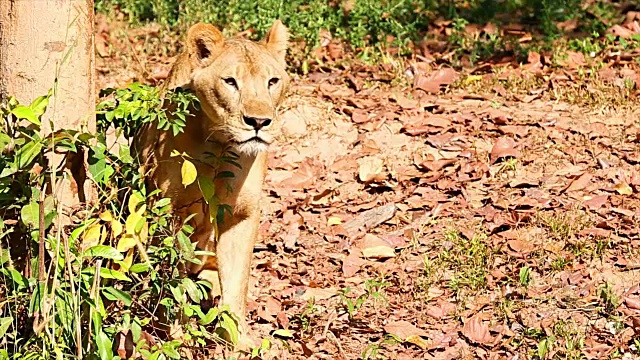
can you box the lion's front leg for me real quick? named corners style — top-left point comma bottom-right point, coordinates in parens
top-left (216, 212), bottom-right (260, 348)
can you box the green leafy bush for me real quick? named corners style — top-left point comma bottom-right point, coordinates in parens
top-left (95, 0), bottom-right (616, 58)
top-left (97, 0), bottom-right (430, 53)
top-left (0, 84), bottom-right (244, 359)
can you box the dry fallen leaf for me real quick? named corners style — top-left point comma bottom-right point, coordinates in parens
top-left (352, 109), bottom-right (370, 123)
top-left (414, 68), bottom-right (459, 94)
top-left (625, 296), bottom-right (640, 310)
top-left (614, 182), bottom-right (633, 195)
top-left (462, 315), bottom-right (494, 345)
top-left (281, 108), bottom-right (309, 137)
top-left (342, 251), bottom-right (366, 277)
top-left (361, 245), bottom-right (395, 259)
top-left (507, 239), bottom-right (535, 253)
top-left (606, 24), bottom-right (636, 39)
top-left (360, 234), bottom-right (396, 259)
top-left (384, 320), bottom-right (428, 340)
top-left (490, 137), bottom-right (519, 164)
top-left (300, 287), bottom-right (337, 301)
top-left (583, 195), bottom-right (608, 210)
top-left (566, 172), bottom-right (592, 192)
top-left (358, 156), bottom-right (385, 183)
top-left (281, 159), bottom-right (316, 188)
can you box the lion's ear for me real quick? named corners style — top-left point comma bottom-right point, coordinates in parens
top-left (263, 20), bottom-right (289, 66)
top-left (186, 23), bottom-right (225, 67)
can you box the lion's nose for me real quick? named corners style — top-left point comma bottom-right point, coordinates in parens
top-left (243, 116), bottom-right (272, 130)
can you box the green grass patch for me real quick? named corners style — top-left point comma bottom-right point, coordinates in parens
top-left (95, 0), bottom-right (628, 64)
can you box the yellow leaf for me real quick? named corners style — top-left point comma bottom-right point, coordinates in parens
top-left (127, 192), bottom-right (146, 214)
top-left (111, 220), bottom-right (123, 237)
top-left (136, 220), bottom-right (149, 244)
top-left (82, 224), bottom-right (103, 248)
top-left (124, 210), bottom-right (148, 245)
top-left (181, 159), bottom-right (197, 187)
top-left (99, 210), bottom-right (114, 222)
top-left (117, 234), bottom-right (137, 252)
top-left (405, 335), bottom-right (429, 349)
top-left (464, 75), bottom-right (483, 85)
top-left (125, 212), bottom-right (143, 235)
top-left (327, 217), bottom-right (342, 226)
top-left (614, 182), bottom-right (633, 195)
top-left (100, 225), bottom-right (108, 243)
top-left (208, 201), bottom-right (219, 224)
top-left (120, 248), bottom-right (134, 272)
top-left (361, 245), bottom-right (396, 259)
top-left (358, 156), bottom-right (384, 183)
top-left (360, 234), bottom-right (397, 259)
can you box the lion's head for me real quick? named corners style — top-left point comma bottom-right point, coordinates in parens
top-left (165, 21), bottom-right (291, 155)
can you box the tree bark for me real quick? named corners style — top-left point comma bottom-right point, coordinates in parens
top-left (0, 0), bottom-right (97, 215)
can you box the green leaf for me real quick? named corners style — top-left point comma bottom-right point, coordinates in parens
top-left (129, 263), bottom-right (150, 273)
top-left (2, 268), bottom-right (28, 290)
top-left (132, 317), bottom-right (142, 342)
top-left (29, 283), bottom-right (45, 316)
top-left (252, 338), bottom-right (271, 357)
top-left (162, 341), bottom-right (182, 359)
top-left (54, 289), bottom-right (74, 331)
top-left (219, 311), bottom-right (239, 345)
top-left (216, 171), bottom-right (235, 179)
top-left (169, 284), bottom-right (186, 304)
top-left (181, 277), bottom-right (202, 303)
top-left (29, 90), bottom-right (52, 117)
top-left (0, 133), bottom-right (11, 151)
top-left (199, 307), bottom-right (219, 325)
top-left (43, 196), bottom-right (57, 229)
top-left (88, 143), bottom-right (114, 185)
top-left (118, 144), bottom-right (134, 164)
top-left (273, 329), bottom-right (294, 338)
top-left (98, 267), bottom-right (131, 282)
top-left (14, 140), bottom-right (42, 169)
top-left (11, 105), bottom-right (40, 126)
top-left (20, 201), bottom-right (39, 227)
top-left (102, 286), bottom-right (132, 307)
top-left (96, 330), bottom-right (114, 360)
top-left (83, 245), bottom-right (124, 260)
top-left (20, 197), bottom-right (56, 229)
top-left (176, 231), bottom-right (194, 260)
top-left (193, 250), bottom-right (216, 258)
top-left (0, 248), bottom-right (9, 266)
top-left (197, 176), bottom-right (215, 203)
top-left (154, 198), bottom-right (171, 209)
top-left (0, 317), bottom-right (12, 338)
top-left (181, 159), bottom-right (197, 187)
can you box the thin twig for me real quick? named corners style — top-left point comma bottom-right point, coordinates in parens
top-left (87, 258), bottom-right (102, 354)
top-left (33, 183), bottom-right (47, 334)
top-left (61, 227), bottom-right (82, 359)
top-left (322, 309), bottom-right (336, 339)
top-left (326, 330), bottom-right (346, 359)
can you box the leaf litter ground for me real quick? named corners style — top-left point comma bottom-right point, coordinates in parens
top-left (96, 15), bottom-right (640, 360)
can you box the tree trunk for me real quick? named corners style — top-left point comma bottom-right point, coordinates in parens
top-left (0, 0), bottom-right (97, 216)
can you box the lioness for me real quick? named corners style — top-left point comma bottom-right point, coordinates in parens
top-left (136, 21), bottom-right (290, 348)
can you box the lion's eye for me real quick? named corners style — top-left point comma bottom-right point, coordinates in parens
top-left (268, 77), bottom-right (280, 88)
top-left (223, 77), bottom-right (238, 88)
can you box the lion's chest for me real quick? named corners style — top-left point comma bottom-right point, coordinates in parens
top-left (155, 141), bottom-right (267, 225)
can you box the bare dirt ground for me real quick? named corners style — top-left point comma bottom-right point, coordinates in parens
top-left (97, 17), bottom-right (640, 360)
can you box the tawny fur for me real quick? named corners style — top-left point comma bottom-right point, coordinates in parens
top-left (135, 21), bottom-right (290, 349)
